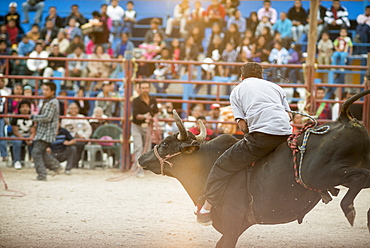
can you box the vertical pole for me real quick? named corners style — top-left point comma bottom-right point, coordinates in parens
top-left (122, 59), bottom-right (133, 171)
top-left (364, 53), bottom-right (370, 132)
top-left (306, 0), bottom-right (319, 114)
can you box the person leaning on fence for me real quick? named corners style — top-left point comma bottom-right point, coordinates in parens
top-left (31, 82), bottom-right (61, 181)
top-left (130, 81), bottom-right (159, 178)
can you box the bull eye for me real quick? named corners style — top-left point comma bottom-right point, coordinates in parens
top-left (161, 142), bottom-right (168, 148)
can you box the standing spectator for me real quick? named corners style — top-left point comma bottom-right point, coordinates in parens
top-left (0, 77), bottom-right (10, 162)
top-left (122, 1), bottom-right (136, 37)
top-left (131, 81), bottom-right (158, 177)
top-left (26, 24), bottom-right (40, 41)
top-left (315, 87), bottom-right (332, 120)
top-left (354, 6), bottom-right (370, 54)
top-left (87, 45), bottom-right (112, 90)
top-left (65, 35), bottom-right (85, 55)
top-left (324, 0), bottom-right (350, 32)
top-left (61, 102), bottom-right (92, 165)
top-left (246, 11), bottom-right (259, 35)
top-left (144, 18), bottom-right (165, 44)
top-left (26, 43), bottom-right (48, 87)
top-left (332, 28), bottom-right (353, 66)
top-left (74, 87), bottom-right (90, 116)
top-left (65, 18), bottom-right (83, 41)
top-left (268, 41), bottom-right (289, 82)
top-left (17, 35), bottom-right (36, 56)
top-left (44, 6), bottom-right (63, 29)
top-left (107, 0), bottom-right (125, 38)
top-left (257, 0), bottom-right (278, 25)
top-left (40, 19), bottom-right (59, 46)
top-left (227, 9), bottom-right (246, 34)
top-left (317, 32), bottom-right (334, 65)
top-left (10, 100), bottom-right (35, 169)
top-left (22, 0), bottom-right (45, 24)
top-left (5, 2), bottom-right (22, 29)
top-left (221, 42), bottom-right (238, 77)
top-left (305, 0), bottom-right (327, 41)
top-left (67, 45), bottom-right (88, 88)
top-left (165, 0), bottom-right (191, 38)
top-left (6, 19), bottom-right (20, 45)
top-left (287, 0), bottom-right (307, 42)
top-left (43, 45), bottom-right (66, 83)
top-left (65, 4), bottom-right (87, 27)
top-left (205, 0), bottom-right (226, 28)
top-left (49, 30), bottom-right (70, 55)
top-left (31, 82), bottom-right (61, 181)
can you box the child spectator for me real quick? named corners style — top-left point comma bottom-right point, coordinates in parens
top-left (139, 32), bottom-right (166, 60)
top-left (26, 24), bottom-right (40, 41)
top-left (0, 25), bottom-right (10, 46)
top-left (107, 0), bottom-right (125, 38)
top-left (144, 18), bottom-right (165, 44)
top-left (255, 16), bottom-right (273, 37)
top-left (317, 32), bottom-right (333, 65)
top-left (65, 18), bottom-right (83, 41)
top-left (315, 87), bottom-right (332, 120)
top-left (221, 42), bottom-right (238, 77)
top-left (17, 35), bottom-right (35, 56)
top-left (268, 41), bottom-right (289, 82)
top-left (331, 28), bottom-right (353, 66)
top-left (237, 37), bottom-right (253, 61)
top-left (122, 1), bottom-right (136, 37)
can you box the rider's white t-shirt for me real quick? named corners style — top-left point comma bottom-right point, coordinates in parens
top-left (230, 77), bottom-right (292, 135)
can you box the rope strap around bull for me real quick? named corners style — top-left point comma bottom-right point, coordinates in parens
top-left (287, 111), bottom-right (330, 192)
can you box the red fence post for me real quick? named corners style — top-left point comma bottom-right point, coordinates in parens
top-left (122, 59), bottom-right (133, 171)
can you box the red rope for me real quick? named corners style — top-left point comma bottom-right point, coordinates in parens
top-left (0, 169), bottom-right (26, 197)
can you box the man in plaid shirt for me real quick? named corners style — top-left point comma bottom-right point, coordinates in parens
top-left (31, 82), bottom-right (61, 181)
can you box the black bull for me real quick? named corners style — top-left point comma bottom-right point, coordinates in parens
top-left (138, 89), bottom-right (370, 248)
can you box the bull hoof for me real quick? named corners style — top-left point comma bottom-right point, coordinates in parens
top-left (345, 204), bottom-right (356, 227)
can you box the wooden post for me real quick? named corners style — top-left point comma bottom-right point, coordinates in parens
top-left (364, 53), bottom-right (370, 132)
top-left (306, 0), bottom-right (319, 114)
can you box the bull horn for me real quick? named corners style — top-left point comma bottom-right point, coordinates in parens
top-left (195, 119), bottom-right (207, 142)
top-left (173, 109), bottom-right (188, 141)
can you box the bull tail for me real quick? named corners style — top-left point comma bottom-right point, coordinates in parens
top-left (340, 89), bottom-right (370, 120)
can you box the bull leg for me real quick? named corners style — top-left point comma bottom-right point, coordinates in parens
top-left (340, 170), bottom-right (369, 226)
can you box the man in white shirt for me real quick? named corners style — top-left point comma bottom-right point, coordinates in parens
top-left (257, 0), bottom-right (278, 24)
top-left (195, 62), bottom-right (292, 225)
top-left (107, 0), bottom-right (125, 37)
top-left (354, 6), bottom-right (370, 54)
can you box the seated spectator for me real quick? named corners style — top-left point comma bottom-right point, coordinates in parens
top-left (6, 19), bottom-right (20, 45)
top-left (95, 81), bottom-right (119, 117)
top-left (22, 0), bottom-right (45, 24)
top-left (227, 9), bottom-right (246, 34)
top-left (323, 0), bottom-right (350, 33)
top-left (26, 43), bottom-right (48, 87)
top-left (305, 2), bottom-right (327, 41)
top-left (46, 123), bottom-right (77, 175)
top-left (273, 12), bottom-right (292, 39)
top-left (122, 1), bottom-right (137, 37)
top-left (205, 0), bottom-right (226, 28)
top-left (61, 102), bottom-right (92, 165)
top-left (189, 1), bottom-right (206, 33)
top-left (205, 35), bottom-right (224, 81)
top-left (44, 6), bottom-right (63, 29)
top-left (151, 48), bottom-right (174, 93)
top-left (115, 33), bottom-right (134, 59)
top-left (89, 106), bottom-right (108, 134)
top-left (9, 83), bottom-right (23, 114)
top-left (0, 41), bottom-right (11, 74)
top-left (251, 36), bottom-right (269, 63)
top-left (65, 18), bottom-right (83, 41)
top-left (354, 6), bottom-right (370, 54)
top-left (10, 50), bottom-right (27, 85)
top-left (40, 19), bottom-right (59, 46)
top-left (67, 45), bottom-right (88, 89)
top-left (287, 44), bottom-right (304, 84)
top-left (291, 113), bottom-right (303, 133)
top-left (107, 0), bottom-right (124, 38)
top-left (0, 25), bottom-right (10, 46)
top-left (221, 42), bottom-right (238, 77)
top-left (255, 16), bottom-right (273, 37)
top-left (10, 99), bottom-right (35, 169)
top-left (5, 2), bottom-right (22, 30)
top-left (206, 103), bottom-right (222, 133)
top-left (257, 0), bottom-right (277, 24)
top-left (287, 0), bottom-right (307, 42)
top-left (268, 41), bottom-right (289, 82)
top-left (18, 35), bottom-right (36, 56)
top-left (184, 105), bottom-right (204, 129)
top-left (23, 85), bottom-right (38, 115)
top-left (206, 22), bottom-right (225, 49)
top-left (165, 0), bottom-right (191, 38)
top-left (315, 87), bottom-right (332, 120)
top-left (74, 87), bottom-right (90, 116)
top-left (43, 45), bottom-right (66, 84)
top-left (136, 55), bottom-right (151, 79)
top-left (221, 0), bottom-right (240, 18)
top-left (180, 36), bottom-right (199, 61)
top-left (87, 45), bottom-right (112, 90)
top-left (331, 28), bottom-right (353, 66)
top-left (318, 32), bottom-right (334, 65)
top-left (224, 23), bottom-right (240, 48)
top-left (189, 116), bottom-right (216, 141)
top-left (49, 30), bottom-right (70, 55)
top-left (168, 38), bottom-right (181, 77)
top-left (139, 33), bottom-right (166, 60)
top-left (65, 4), bottom-right (87, 27)
top-left (246, 11), bottom-right (259, 35)
top-left (0, 77), bottom-right (10, 161)
top-left (144, 18), bottom-right (165, 44)
top-left (188, 26), bottom-right (204, 52)
top-left (65, 35), bottom-right (85, 55)
top-left (26, 24), bottom-right (40, 41)
top-left (237, 36), bottom-right (253, 61)
top-left (260, 26), bottom-right (273, 44)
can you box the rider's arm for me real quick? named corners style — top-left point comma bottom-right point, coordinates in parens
top-left (236, 118), bottom-right (249, 134)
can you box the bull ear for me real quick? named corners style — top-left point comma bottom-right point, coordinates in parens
top-left (180, 142), bottom-right (200, 154)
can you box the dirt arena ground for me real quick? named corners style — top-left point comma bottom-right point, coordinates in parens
top-left (0, 164), bottom-right (369, 248)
